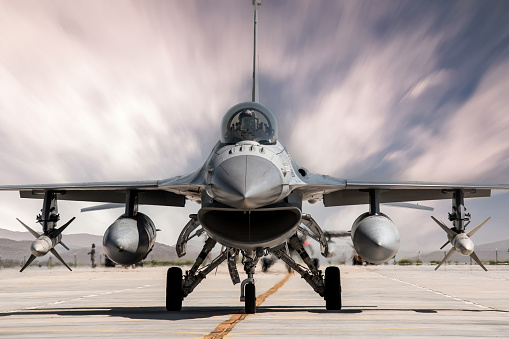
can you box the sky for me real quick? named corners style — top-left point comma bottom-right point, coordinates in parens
top-left (1, 0), bottom-right (509, 253)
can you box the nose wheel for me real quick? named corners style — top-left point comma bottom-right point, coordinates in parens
top-left (240, 249), bottom-right (260, 314)
top-left (244, 283), bottom-right (256, 314)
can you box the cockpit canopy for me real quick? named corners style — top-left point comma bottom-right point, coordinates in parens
top-left (221, 102), bottom-right (278, 145)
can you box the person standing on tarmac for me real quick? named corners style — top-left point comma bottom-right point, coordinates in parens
top-left (88, 243), bottom-right (96, 268)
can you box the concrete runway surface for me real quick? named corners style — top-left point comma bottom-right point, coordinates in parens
top-left (1, 264), bottom-right (508, 338)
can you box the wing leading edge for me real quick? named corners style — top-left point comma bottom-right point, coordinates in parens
top-left (0, 168), bottom-right (207, 207)
top-left (292, 173), bottom-right (509, 206)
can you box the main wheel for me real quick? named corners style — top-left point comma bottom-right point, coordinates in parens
top-left (325, 266), bottom-right (341, 310)
top-left (245, 283), bottom-right (256, 314)
top-left (166, 267), bottom-right (183, 311)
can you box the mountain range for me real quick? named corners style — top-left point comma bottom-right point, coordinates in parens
top-left (0, 228), bottom-right (201, 267)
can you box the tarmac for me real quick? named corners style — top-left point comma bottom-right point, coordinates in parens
top-left (1, 263), bottom-right (508, 338)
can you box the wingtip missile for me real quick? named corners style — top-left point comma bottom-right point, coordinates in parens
top-left (17, 216), bottom-right (75, 271)
top-left (433, 216), bottom-right (490, 271)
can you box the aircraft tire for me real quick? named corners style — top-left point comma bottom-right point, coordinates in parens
top-left (245, 283), bottom-right (256, 314)
top-left (166, 267), bottom-right (183, 311)
top-left (325, 266), bottom-right (341, 310)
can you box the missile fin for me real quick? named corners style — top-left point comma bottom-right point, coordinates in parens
top-left (80, 203), bottom-right (124, 213)
top-left (50, 217), bottom-right (76, 238)
top-left (50, 248), bottom-right (72, 271)
top-left (20, 254), bottom-right (37, 272)
top-left (466, 217), bottom-right (491, 238)
top-left (59, 241), bottom-right (70, 251)
top-left (431, 216), bottom-right (457, 238)
top-left (16, 218), bottom-right (40, 239)
top-left (469, 251), bottom-right (488, 271)
top-left (383, 202), bottom-right (434, 211)
top-left (435, 247), bottom-right (455, 271)
top-left (439, 240), bottom-right (450, 250)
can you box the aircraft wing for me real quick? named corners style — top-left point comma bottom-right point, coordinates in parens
top-left (292, 172), bottom-right (509, 206)
top-left (0, 169), bottom-right (206, 207)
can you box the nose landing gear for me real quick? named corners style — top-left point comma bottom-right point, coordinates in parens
top-left (240, 249), bottom-right (260, 314)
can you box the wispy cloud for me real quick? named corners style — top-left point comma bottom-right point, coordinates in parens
top-left (1, 1), bottom-right (508, 250)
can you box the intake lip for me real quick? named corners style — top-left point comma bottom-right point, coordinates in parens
top-left (198, 205), bottom-right (301, 249)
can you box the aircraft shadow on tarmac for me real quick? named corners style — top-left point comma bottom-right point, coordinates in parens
top-left (1, 305), bottom-right (507, 320)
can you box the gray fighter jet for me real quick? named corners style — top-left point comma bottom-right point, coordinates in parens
top-left (1, 1), bottom-right (509, 314)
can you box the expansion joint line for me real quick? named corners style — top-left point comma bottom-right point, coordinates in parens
top-left (204, 272), bottom-right (292, 339)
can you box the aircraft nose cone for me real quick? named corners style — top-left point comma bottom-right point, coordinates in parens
top-left (210, 155), bottom-right (283, 209)
top-left (30, 237), bottom-right (51, 257)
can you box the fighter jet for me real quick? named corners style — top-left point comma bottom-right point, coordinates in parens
top-left (1, 1), bottom-right (509, 314)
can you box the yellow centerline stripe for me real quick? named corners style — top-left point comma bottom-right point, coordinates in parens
top-left (204, 272), bottom-right (292, 339)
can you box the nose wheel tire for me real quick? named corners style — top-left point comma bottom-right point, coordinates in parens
top-left (245, 283), bottom-right (256, 314)
top-left (166, 267), bottom-right (183, 311)
top-left (325, 266), bottom-right (341, 310)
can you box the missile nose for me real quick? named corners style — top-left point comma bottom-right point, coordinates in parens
top-left (210, 155), bottom-right (283, 209)
top-left (454, 235), bottom-right (474, 255)
top-left (30, 237), bottom-right (51, 257)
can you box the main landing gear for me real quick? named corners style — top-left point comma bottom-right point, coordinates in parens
top-left (167, 215), bottom-right (341, 312)
top-left (166, 238), bottom-right (263, 314)
top-left (166, 237), bottom-right (228, 311)
top-left (166, 235), bottom-right (262, 313)
top-left (166, 267), bottom-right (183, 311)
top-left (270, 234), bottom-right (342, 310)
top-left (325, 266), bottom-right (341, 310)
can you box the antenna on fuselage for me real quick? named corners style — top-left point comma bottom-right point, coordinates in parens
top-left (252, 0), bottom-right (261, 103)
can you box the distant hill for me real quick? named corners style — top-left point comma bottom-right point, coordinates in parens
top-left (0, 228), bottom-right (36, 242)
top-left (475, 239), bottom-right (509, 251)
top-left (0, 228), bottom-right (200, 267)
top-left (0, 238), bottom-right (33, 262)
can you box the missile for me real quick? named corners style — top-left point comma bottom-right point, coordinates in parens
top-left (431, 216), bottom-right (490, 271)
top-left (17, 217), bottom-right (74, 272)
top-left (31, 235), bottom-right (62, 256)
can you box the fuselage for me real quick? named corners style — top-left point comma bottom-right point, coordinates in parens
top-left (196, 102), bottom-right (302, 249)
top-left (183, 101), bottom-right (400, 265)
